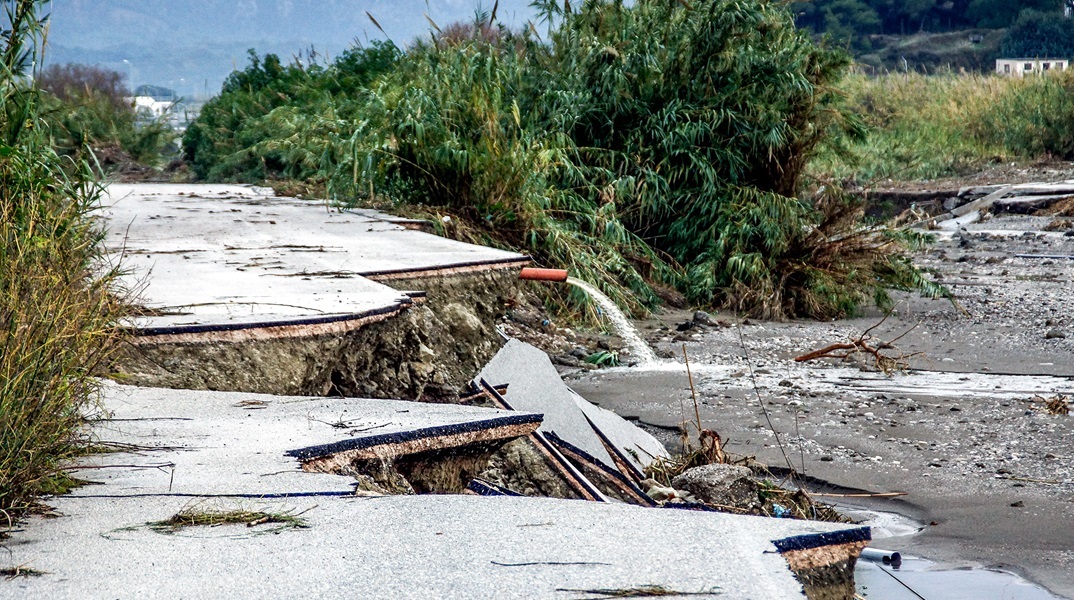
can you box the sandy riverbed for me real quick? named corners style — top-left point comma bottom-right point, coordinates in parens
top-left (568, 211), bottom-right (1074, 598)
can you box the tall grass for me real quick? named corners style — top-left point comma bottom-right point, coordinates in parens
top-left (816, 69), bottom-right (1074, 183)
top-left (185, 1), bottom-right (950, 320)
top-left (0, 0), bottom-right (124, 515)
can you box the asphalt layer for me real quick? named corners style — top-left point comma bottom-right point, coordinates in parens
top-left (569, 212), bottom-right (1074, 599)
top-left (0, 385), bottom-right (855, 600)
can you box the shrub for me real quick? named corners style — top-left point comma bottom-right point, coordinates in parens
top-left (0, 0), bottom-right (124, 514)
top-left (36, 63), bottom-right (172, 166)
top-left (186, 1), bottom-right (947, 320)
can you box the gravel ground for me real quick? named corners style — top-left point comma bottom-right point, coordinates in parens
top-left (567, 212), bottom-right (1074, 599)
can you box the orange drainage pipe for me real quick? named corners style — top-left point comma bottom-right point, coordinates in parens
top-left (519, 267), bottom-right (568, 282)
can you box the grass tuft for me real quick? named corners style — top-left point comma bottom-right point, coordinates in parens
top-left (0, 0), bottom-right (127, 517)
top-left (147, 508), bottom-right (309, 533)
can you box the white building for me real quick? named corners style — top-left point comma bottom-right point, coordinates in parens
top-left (130, 95), bottom-right (174, 119)
top-left (995, 58), bottom-right (1069, 77)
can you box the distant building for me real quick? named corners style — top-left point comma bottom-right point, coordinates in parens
top-left (995, 58), bottom-right (1069, 77)
top-left (130, 95), bottom-right (174, 119)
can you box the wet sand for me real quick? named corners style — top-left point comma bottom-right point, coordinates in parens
top-left (569, 213), bottom-right (1074, 598)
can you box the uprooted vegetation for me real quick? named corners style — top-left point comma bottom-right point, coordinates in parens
top-left (146, 505), bottom-right (310, 534)
top-left (183, 0), bottom-right (947, 321)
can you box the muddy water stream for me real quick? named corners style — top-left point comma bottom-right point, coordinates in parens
top-left (838, 503), bottom-right (1061, 598)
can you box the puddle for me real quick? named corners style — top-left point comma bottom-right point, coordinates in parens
top-left (856, 556), bottom-right (1063, 600)
top-left (838, 505), bottom-right (1061, 598)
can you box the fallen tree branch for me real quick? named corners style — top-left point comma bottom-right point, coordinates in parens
top-left (794, 316), bottom-right (920, 373)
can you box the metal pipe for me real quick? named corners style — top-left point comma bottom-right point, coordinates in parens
top-left (860, 547), bottom-right (902, 567)
top-left (519, 267), bottom-right (568, 282)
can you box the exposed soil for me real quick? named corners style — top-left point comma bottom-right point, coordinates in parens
top-left (566, 210), bottom-right (1074, 598)
top-left (115, 268), bottom-right (527, 402)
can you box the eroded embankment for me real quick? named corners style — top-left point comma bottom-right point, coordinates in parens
top-left (113, 267), bottom-right (525, 402)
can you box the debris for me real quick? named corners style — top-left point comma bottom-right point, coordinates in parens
top-left (794, 315), bottom-right (919, 373)
top-left (1024, 395), bottom-right (1070, 415)
top-left (146, 506), bottom-right (310, 533)
top-left (0, 565), bottom-right (46, 579)
top-left (556, 585), bottom-right (721, 598)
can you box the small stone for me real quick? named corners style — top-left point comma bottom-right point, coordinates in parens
top-left (646, 485), bottom-right (678, 502)
top-left (1010, 500), bottom-right (1025, 508)
top-left (692, 310), bottom-right (718, 327)
top-left (1045, 329), bottom-right (1067, 340)
top-left (778, 379), bottom-right (794, 387)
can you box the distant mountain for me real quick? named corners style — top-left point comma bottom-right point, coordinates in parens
top-left (44, 0), bottom-right (538, 99)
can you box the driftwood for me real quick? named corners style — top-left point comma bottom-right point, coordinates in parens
top-left (794, 316), bottom-right (919, 373)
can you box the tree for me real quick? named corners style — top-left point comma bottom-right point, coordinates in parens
top-left (1001, 8), bottom-right (1074, 57)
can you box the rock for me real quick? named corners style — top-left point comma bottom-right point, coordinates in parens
top-left (646, 485), bottom-right (678, 502)
top-left (569, 347), bottom-right (588, 359)
top-left (1010, 500), bottom-right (1025, 508)
top-left (675, 321), bottom-right (695, 332)
top-left (1045, 329), bottom-right (1067, 340)
top-left (692, 310), bottom-right (718, 327)
top-left (671, 464), bottom-right (757, 508)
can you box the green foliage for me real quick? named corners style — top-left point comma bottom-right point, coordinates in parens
top-left (181, 42), bottom-right (400, 181)
top-left (584, 351), bottom-right (620, 367)
top-left (1000, 8), bottom-right (1074, 58)
top-left (0, 0), bottom-right (124, 514)
top-left (969, 0), bottom-right (1061, 28)
top-left (36, 63), bottom-right (173, 166)
top-left (529, 0), bottom-right (909, 317)
top-left (186, 0), bottom-right (945, 320)
top-left (792, 0), bottom-right (1066, 49)
top-left (974, 70), bottom-right (1074, 158)
top-left (815, 69), bottom-right (1074, 181)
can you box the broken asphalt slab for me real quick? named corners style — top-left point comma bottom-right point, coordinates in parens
top-left (102, 183), bottom-right (527, 335)
top-left (478, 339), bottom-right (670, 480)
top-left (66, 382), bottom-right (542, 498)
top-left (2, 494), bottom-right (865, 600)
top-left (1, 382), bottom-right (869, 599)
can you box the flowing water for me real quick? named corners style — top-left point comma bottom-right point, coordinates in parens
top-left (566, 277), bottom-right (660, 366)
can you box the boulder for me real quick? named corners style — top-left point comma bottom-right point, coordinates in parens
top-left (672, 464), bottom-right (758, 508)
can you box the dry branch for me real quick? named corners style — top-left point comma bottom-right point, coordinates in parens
top-left (794, 316), bottom-right (919, 373)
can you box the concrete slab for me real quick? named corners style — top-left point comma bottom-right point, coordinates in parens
top-left (3, 491), bottom-right (862, 600)
top-left (478, 340), bottom-right (629, 472)
top-left (569, 389), bottom-right (670, 477)
top-left (101, 183), bottom-right (526, 334)
top-left (0, 382), bottom-right (870, 599)
top-left (73, 383), bottom-right (542, 498)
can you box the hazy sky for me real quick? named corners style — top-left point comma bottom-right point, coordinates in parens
top-left (44, 0), bottom-right (540, 98)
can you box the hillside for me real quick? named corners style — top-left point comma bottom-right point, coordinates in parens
top-left (856, 29), bottom-right (1006, 72)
